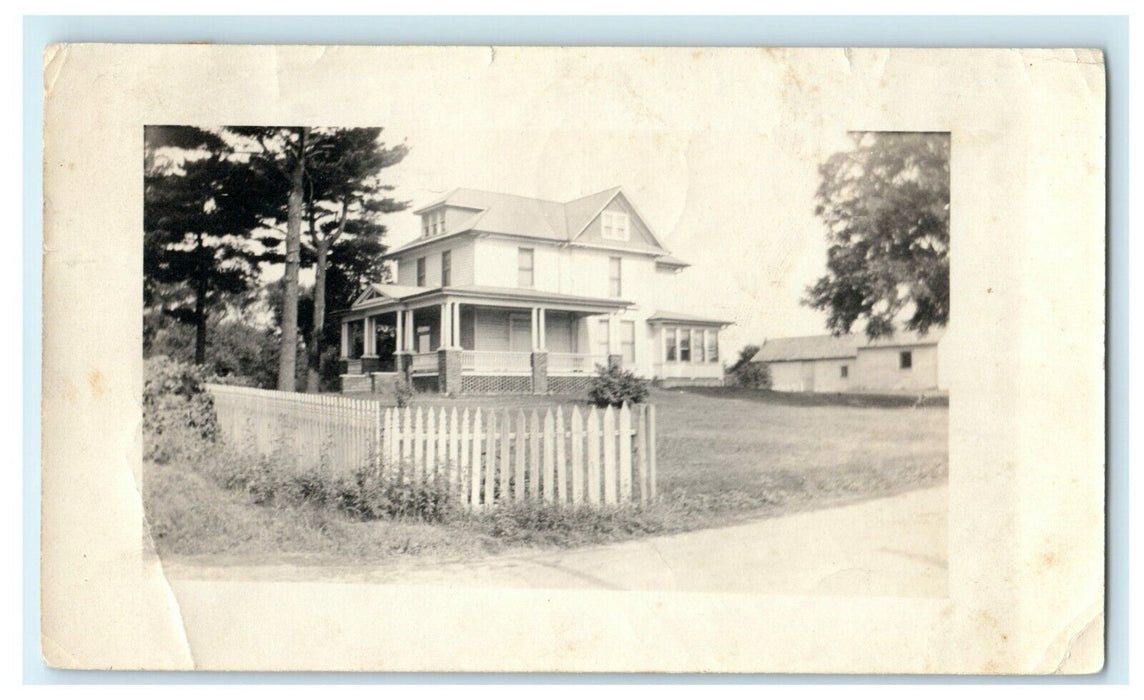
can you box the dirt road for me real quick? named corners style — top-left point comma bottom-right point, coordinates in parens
top-left (166, 485), bottom-right (947, 597)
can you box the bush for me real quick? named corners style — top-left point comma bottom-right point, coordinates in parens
top-left (726, 344), bottom-right (772, 389)
top-left (393, 378), bottom-right (414, 408)
top-left (587, 363), bottom-right (650, 407)
top-left (143, 355), bottom-right (218, 462)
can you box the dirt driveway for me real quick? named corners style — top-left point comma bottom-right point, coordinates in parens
top-left (166, 484), bottom-right (947, 597)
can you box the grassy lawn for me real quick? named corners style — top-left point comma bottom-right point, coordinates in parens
top-left (146, 386), bottom-right (947, 566)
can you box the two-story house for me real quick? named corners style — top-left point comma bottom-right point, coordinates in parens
top-left (337, 186), bottom-right (731, 394)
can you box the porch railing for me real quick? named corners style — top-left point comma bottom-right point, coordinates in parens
top-left (548, 352), bottom-right (607, 375)
top-left (462, 350), bottom-right (532, 374)
top-left (410, 352), bottom-right (438, 374)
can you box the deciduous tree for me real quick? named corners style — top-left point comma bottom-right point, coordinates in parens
top-left (804, 132), bottom-right (950, 339)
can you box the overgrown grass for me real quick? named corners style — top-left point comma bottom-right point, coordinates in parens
top-left (144, 384), bottom-right (948, 564)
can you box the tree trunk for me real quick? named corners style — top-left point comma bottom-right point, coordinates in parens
top-left (277, 127), bottom-right (308, 392)
top-left (306, 242), bottom-right (327, 393)
top-left (194, 232), bottom-right (208, 365)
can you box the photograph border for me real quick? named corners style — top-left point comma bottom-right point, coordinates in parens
top-left (23, 14), bottom-right (1127, 683)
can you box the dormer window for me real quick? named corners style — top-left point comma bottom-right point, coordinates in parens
top-left (601, 211), bottom-right (630, 241)
top-left (423, 209), bottom-right (446, 238)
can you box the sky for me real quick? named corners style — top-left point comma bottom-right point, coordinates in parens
top-left (253, 48), bottom-right (862, 358)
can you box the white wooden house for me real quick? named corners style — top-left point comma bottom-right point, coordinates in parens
top-left (338, 187), bottom-right (731, 394)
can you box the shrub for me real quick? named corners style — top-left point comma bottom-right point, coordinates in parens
top-left (726, 344), bottom-right (772, 389)
top-left (587, 363), bottom-right (650, 407)
top-left (393, 378), bottom-right (414, 408)
top-left (143, 355), bottom-right (218, 462)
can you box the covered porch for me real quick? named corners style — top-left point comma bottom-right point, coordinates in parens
top-left (339, 284), bottom-right (631, 394)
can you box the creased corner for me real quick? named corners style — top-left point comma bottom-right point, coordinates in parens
top-left (43, 43), bottom-right (70, 98)
top-left (1034, 595), bottom-right (1105, 674)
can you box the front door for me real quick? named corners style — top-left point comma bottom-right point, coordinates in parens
top-left (508, 312), bottom-right (531, 353)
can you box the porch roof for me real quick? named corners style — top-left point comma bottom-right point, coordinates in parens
top-left (348, 284), bottom-right (633, 315)
top-left (647, 310), bottom-right (734, 327)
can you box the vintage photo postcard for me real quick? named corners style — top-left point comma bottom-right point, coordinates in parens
top-left (41, 45), bottom-right (1105, 673)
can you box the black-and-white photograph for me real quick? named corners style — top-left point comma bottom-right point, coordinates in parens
top-left (142, 121), bottom-right (949, 596)
top-left (41, 43), bottom-right (1105, 674)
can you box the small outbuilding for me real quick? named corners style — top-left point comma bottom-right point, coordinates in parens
top-left (750, 329), bottom-right (946, 393)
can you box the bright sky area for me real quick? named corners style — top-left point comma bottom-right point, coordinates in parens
top-left (261, 48), bottom-right (859, 357)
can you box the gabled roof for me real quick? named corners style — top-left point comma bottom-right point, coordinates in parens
top-left (751, 328), bottom-right (944, 363)
top-left (388, 186), bottom-right (678, 259)
top-left (351, 283), bottom-right (424, 307)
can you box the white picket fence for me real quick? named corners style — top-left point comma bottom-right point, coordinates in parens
top-left (205, 384), bottom-right (657, 508)
top-left (208, 384), bottom-right (382, 476)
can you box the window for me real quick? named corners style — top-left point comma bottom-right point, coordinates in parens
top-left (441, 250), bottom-right (451, 286)
top-left (695, 330), bottom-right (706, 363)
top-left (597, 320), bottom-right (610, 358)
top-left (840, 365), bottom-right (849, 379)
top-left (679, 329), bottom-right (691, 362)
top-left (706, 330), bottom-right (718, 362)
top-left (609, 257), bottom-right (622, 297)
top-left (518, 248), bottom-right (534, 287)
top-left (437, 210), bottom-right (446, 235)
top-left (422, 217), bottom-right (430, 237)
top-left (665, 328), bottom-right (677, 361)
top-left (601, 211), bottom-right (630, 241)
top-left (900, 351), bottom-right (913, 369)
top-left (620, 321), bottom-right (635, 363)
top-left (416, 257), bottom-right (426, 286)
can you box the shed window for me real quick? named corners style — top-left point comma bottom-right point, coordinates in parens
top-left (899, 351), bottom-right (913, 369)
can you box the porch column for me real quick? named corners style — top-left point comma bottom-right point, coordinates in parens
top-left (363, 316), bottom-right (376, 357)
top-left (531, 306), bottom-right (548, 394)
top-left (340, 321), bottom-right (350, 359)
top-left (440, 303), bottom-right (450, 349)
top-left (452, 303), bottom-right (462, 349)
top-left (538, 307), bottom-right (547, 351)
top-left (395, 309), bottom-right (405, 355)
top-left (405, 308), bottom-right (415, 352)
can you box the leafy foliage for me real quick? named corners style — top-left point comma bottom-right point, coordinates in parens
top-left (144, 126), bottom-right (281, 363)
top-left (144, 310), bottom-right (280, 389)
top-left (588, 363), bottom-right (650, 407)
top-left (725, 345), bottom-right (772, 389)
top-left (805, 132), bottom-right (950, 339)
top-left (143, 355), bottom-right (218, 462)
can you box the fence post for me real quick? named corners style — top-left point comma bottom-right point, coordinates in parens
top-left (470, 409), bottom-right (483, 508)
top-left (514, 410), bottom-right (526, 501)
top-left (648, 403), bottom-right (657, 500)
top-left (543, 410), bottom-right (555, 504)
top-left (586, 406), bottom-right (600, 506)
top-left (602, 405), bottom-right (617, 505)
top-left (571, 405), bottom-right (584, 506)
top-left (555, 406), bottom-right (567, 505)
top-left (636, 405), bottom-right (649, 503)
top-left (498, 410), bottom-right (511, 501)
top-left (618, 402), bottom-right (632, 503)
top-left (485, 410), bottom-right (499, 505)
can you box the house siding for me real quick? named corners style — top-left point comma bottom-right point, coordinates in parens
top-left (395, 238), bottom-right (475, 288)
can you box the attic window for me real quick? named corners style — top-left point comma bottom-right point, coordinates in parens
top-left (601, 211), bottom-right (630, 241)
